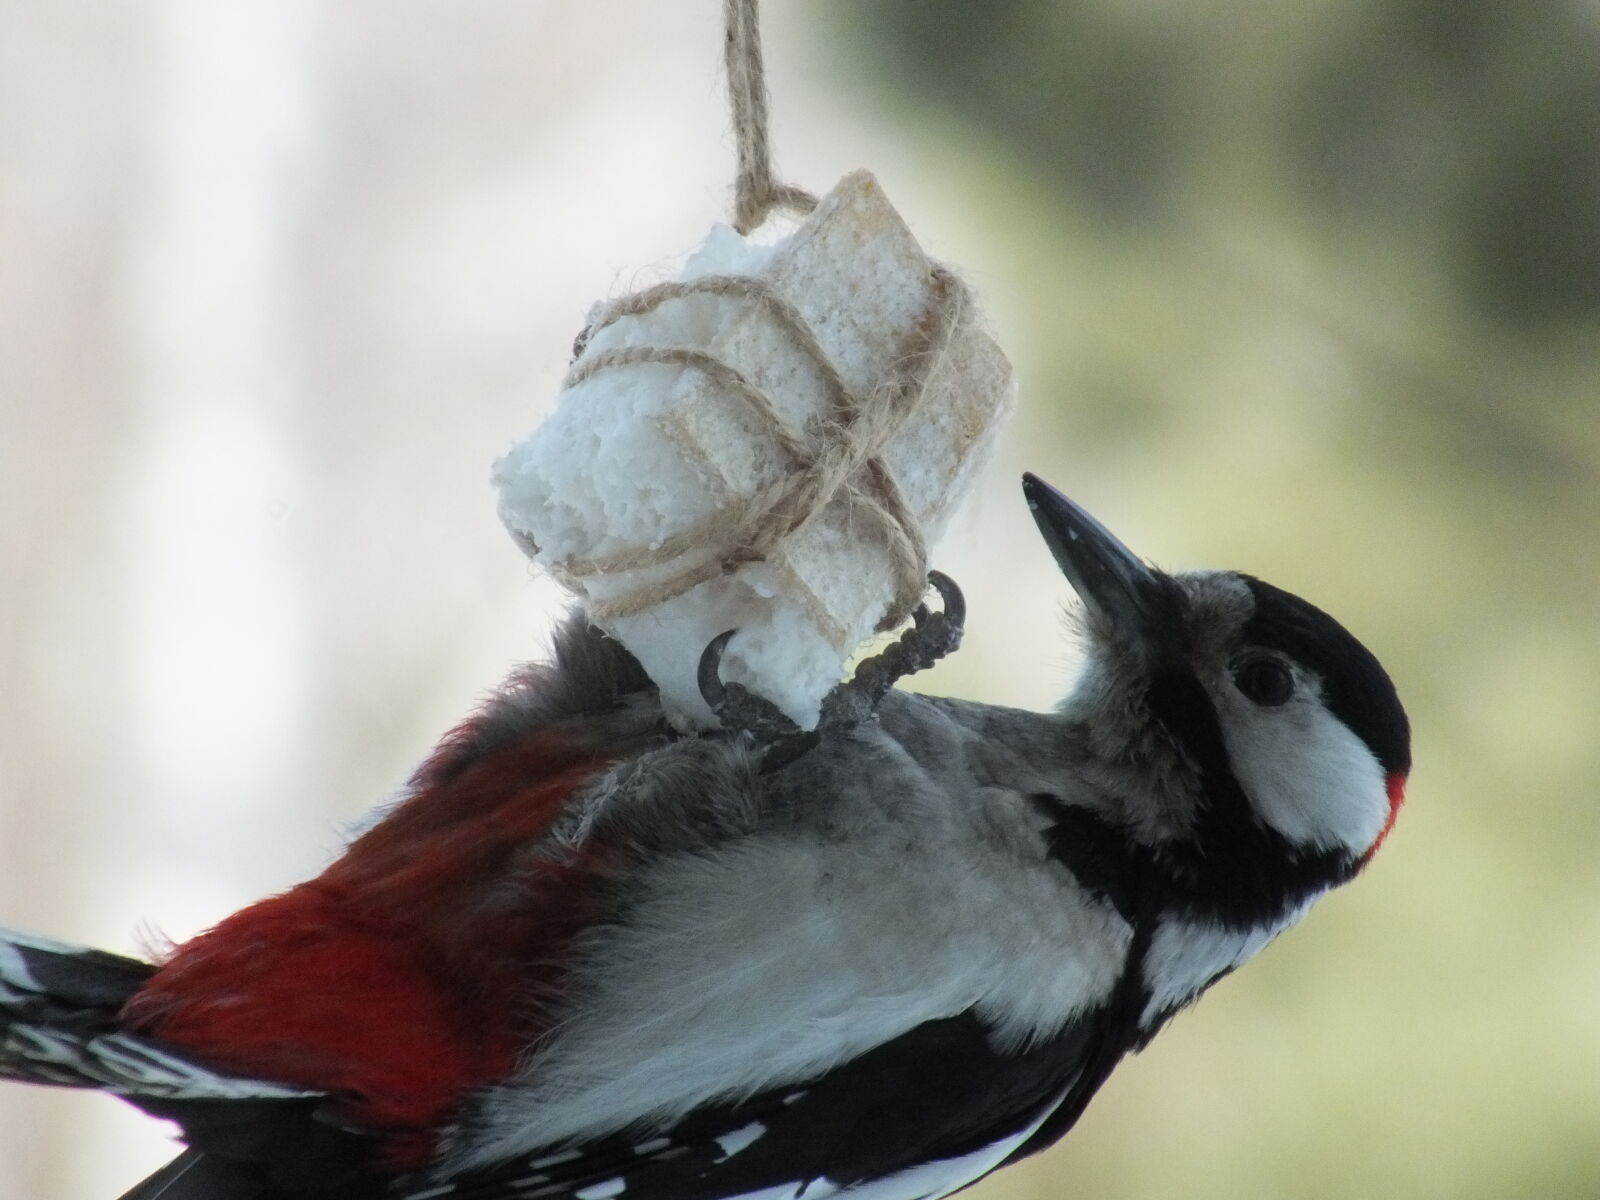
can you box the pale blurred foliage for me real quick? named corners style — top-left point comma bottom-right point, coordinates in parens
top-left (1, 2), bottom-right (1596, 1198)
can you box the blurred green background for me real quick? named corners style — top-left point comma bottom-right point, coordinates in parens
top-left (800, 1), bottom-right (1600, 1197)
top-left (0, 1), bottom-right (1596, 1196)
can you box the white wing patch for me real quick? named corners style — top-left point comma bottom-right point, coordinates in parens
top-left (572, 1178), bottom-right (628, 1200)
top-left (528, 1150), bottom-right (586, 1170)
top-left (714, 1122), bottom-right (767, 1160)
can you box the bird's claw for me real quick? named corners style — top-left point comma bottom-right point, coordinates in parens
top-left (697, 632), bottom-right (818, 773)
top-left (912, 570), bottom-right (965, 653)
top-left (818, 571), bottom-right (966, 730)
top-left (695, 572), bottom-right (966, 772)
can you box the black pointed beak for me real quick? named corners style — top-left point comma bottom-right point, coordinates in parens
top-left (1022, 473), bottom-right (1176, 658)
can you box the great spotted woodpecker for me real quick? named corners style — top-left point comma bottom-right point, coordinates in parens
top-left (0, 474), bottom-right (1409, 1200)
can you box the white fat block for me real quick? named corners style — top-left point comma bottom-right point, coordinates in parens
top-left (495, 170), bottom-right (1013, 729)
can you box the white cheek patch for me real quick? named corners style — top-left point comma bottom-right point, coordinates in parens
top-left (1218, 692), bottom-right (1389, 854)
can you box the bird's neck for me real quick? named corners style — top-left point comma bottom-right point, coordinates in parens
top-left (1050, 676), bottom-right (1357, 932)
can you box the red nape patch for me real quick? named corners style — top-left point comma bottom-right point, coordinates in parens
top-left (1364, 772), bottom-right (1408, 862)
top-left (122, 730), bottom-right (617, 1168)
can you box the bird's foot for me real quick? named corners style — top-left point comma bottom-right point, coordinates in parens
top-left (697, 630), bottom-right (806, 741)
top-left (818, 571), bottom-right (966, 729)
top-left (697, 631), bottom-right (818, 772)
top-left (696, 572), bottom-right (965, 770)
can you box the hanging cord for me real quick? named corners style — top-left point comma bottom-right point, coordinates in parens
top-left (724, 0), bottom-right (818, 233)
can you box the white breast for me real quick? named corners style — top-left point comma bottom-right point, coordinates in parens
top-left (1140, 900), bottom-right (1316, 1026)
top-left (454, 807), bottom-right (1129, 1168)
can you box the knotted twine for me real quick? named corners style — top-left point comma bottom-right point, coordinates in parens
top-left (551, 0), bottom-right (971, 638)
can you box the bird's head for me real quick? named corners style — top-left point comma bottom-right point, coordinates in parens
top-left (1023, 474), bottom-right (1410, 920)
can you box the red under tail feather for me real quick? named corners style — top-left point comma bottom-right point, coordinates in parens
top-left (123, 728), bottom-right (616, 1165)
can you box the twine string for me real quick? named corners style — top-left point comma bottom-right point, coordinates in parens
top-left (724, 0), bottom-right (818, 233)
top-left (549, 0), bottom-right (969, 638)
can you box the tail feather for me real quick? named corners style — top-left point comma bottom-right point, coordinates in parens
top-left (0, 927), bottom-right (154, 1010)
top-left (0, 926), bottom-right (309, 1101)
top-left (4, 926), bottom-right (385, 1197)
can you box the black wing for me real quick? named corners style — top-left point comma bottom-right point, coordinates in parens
top-left (406, 1004), bottom-right (1141, 1200)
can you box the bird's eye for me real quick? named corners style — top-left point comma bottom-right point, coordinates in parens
top-left (1234, 657), bottom-right (1295, 707)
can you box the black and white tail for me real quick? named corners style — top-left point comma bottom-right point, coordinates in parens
top-left (0, 926), bottom-right (305, 1101)
top-left (1, 927), bottom-right (375, 1199)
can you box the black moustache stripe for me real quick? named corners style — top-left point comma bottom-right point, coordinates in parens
top-left (1037, 666), bottom-right (1359, 934)
top-left (1142, 665), bottom-right (1356, 927)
